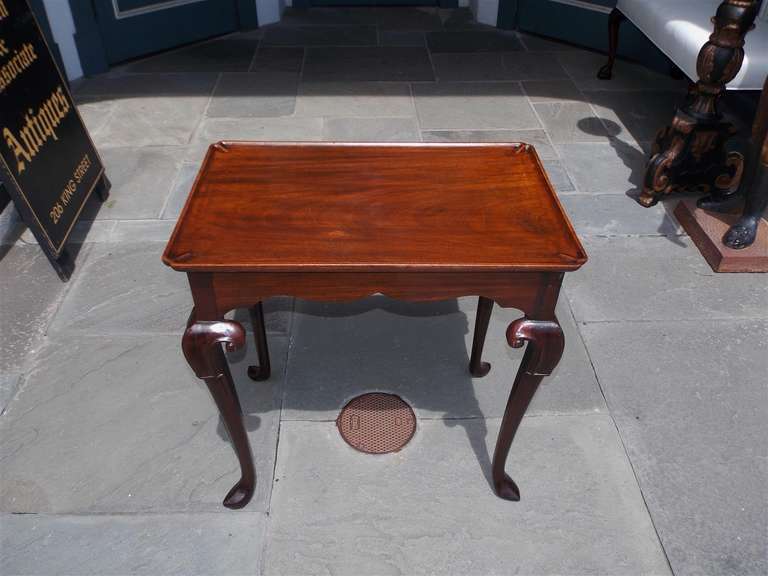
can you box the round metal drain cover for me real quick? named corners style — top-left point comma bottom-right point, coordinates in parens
top-left (336, 393), bottom-right (416, 454)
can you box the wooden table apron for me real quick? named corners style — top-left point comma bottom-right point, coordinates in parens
top-left (182, 267), bottom-right (566, 509)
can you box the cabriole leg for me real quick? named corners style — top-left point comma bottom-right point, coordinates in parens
top-left (469, 296), bottom-right (494, 377)
top-left (597, 8), bottom-right (625, 80)
top-left (248, 302), bottom-right (271, 381)
top-left (492, 317), bottom-right (564, 501)
top-left (182, 320), bottom-right (255, 509)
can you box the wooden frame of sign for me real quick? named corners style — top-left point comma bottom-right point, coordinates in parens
top-left (0, 0), bottom-right (109, 280)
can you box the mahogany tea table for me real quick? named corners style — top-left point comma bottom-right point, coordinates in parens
top-left (162, 142), bottom-right (587, 509)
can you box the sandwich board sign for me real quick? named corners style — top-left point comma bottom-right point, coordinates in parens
top-left (0, 0), bottom-right (109, 280)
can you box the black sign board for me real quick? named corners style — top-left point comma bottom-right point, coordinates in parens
top-left (0, 0), bottom-right (108, 279)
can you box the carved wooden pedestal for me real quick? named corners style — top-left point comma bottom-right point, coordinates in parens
top-left (640, 0), bottom-right (760, 207)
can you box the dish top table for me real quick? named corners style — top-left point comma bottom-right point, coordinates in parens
top-left (163, 142), bottom-right (587, 509)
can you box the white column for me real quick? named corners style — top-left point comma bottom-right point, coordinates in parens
top-left (41, 0), bottom-right (83, 80)
top-left (473, 0), bottom-right (499, 27)
top-left (256, 0), bottom-right (288, 26)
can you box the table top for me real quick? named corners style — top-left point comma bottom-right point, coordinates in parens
top-left (162, 142), bottom-right (587, 273)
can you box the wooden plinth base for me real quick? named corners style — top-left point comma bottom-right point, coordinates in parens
top-left (674, 199), bottom-right (768, 273)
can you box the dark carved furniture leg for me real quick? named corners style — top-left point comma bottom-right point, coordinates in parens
top-left (725, 132), bottom-right (768, 247)
top-left (469, 296), bottom-right (494, 377)
top-left (597, 8), bottom-right (625, 80)
top-left (182, 320), bottom-right (255, 509)
top-left (724, 76), bottom-right (768, 249)
top-left (492, 317), bottom-right (564, 501)
top-left (247, 302), bottom-right (271, 381)
top-left (640, 0), bottom-right (760, 207)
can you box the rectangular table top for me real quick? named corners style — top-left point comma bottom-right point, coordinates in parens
top-left (162, 142), bottom-right (586, 273)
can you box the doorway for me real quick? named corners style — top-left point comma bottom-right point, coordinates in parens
top-left (91, 0), bottom-right (245, 64)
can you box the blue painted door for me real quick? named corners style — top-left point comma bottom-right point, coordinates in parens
top-left (309, 1), bottom-right (438, 5)
top-left (92, 0), bottom-right (241, 64)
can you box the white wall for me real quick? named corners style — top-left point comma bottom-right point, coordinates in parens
top-left (470, 0), bottom-right (498, 27)
top-left (256, 0), bottom-right (288, 26)
top-left (41, 0), bottom-right (83, 80)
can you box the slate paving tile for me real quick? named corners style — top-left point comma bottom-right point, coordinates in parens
top-left (47, 242), bottom-right (190, 335)
top-left (185, 117), bottom-right (323, 164)
top-left (47, 241), bottom-right (292, 335)
top-left (294, 81), bottom-right (415, 117)
top-left (0, 373), bottom-right (21, 414)
top-left (278, 7), bottom-right (378, 27)
top-left (302, 46), bottom-right (434, 82)
top-left (517, 31), bottom-right (582, 52)
top-left (94, 147), bottom-right (182, 219)
top-left (73, 73), bottom-right (219, 98)
top-left (73, 75), bottom-right (217, 147)
top-left (162, 163), bottom-right (199, 219)
top-left (413, 82), bottom-right (539, 130)
top-left (60, 220), bottom-right (116, 244)
top-left (585, 90), bottom-right (683, 145)
top-left (378, 30), bottom-right (426, 47)
top-left (206, 72), bottom-right (298, 118)
top-left (0, 335), bottom-right (286, 513)
top-left (262, 26), bottom-right (377, 46)
top-left (111, 220), bottom-right (176, 243)
top-left (95, 95), bottom-right (210, 147)
top-left (542, 158), bottom-right (576, 193)
top-left (1, 512), bottom-right (267, 576)
top-left (265, 416), bottom-right (670, 575)
top-left (430, 53), bottom-right (507, 81)
top-left (522, 78), bottom-right (585, 103)
top-left (560, 194), bottom-right (683, 236)
top-left (421, 128), bottom-right (555, 158)
top-left (440, 7), bottom-right (493, 30)
top-left (74, 97), bottom-right (116, 138)
top-left (581, 320), bottom-right (768, 576)
top-left (249, 46), bottom-right (305, 74)
top-left (0, 244), bottom-right (80, 375)
top-left (374, 7), bottom-right (443, 30)
top-left (556, 141), bottom-right (647, 194)
top-left (427, 29), bottom-right (523, 53)
top-left (565, 236), bottom-right (768, 322)
top-left (533, 102), bottom-right (609, 143)
top-left (123, 36), bottom-right (259, 73)
top-left (501, 52), bottom-right (568, 80)
top-left (282, 297), bottom-right (603, 421)
top-left (557, 51), bottom-right (686, 92)
top-left (322, 117), bottom-right (421, 141)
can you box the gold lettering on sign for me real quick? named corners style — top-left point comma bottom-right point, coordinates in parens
top-left (49, 153), bottom-right (92, 224)
top-left (0, 0), bottom-right (9, 20)
top-left (0, 40), bottom-right (39, 93)
top-left (2, 85), bottom-right (71, 174)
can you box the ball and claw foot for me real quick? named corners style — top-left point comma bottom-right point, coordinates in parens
top-left (469, 361), bottom-right (491, 378)
top-left (223, 478), bottom-right (255, 509)
top-left (494, 473), bottom-right (521, 501)
top-left (723, 218), bottom-right (759, 249)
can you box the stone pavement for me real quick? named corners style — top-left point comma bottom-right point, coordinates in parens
top-left (1, 7), bottom-right (766, 575)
